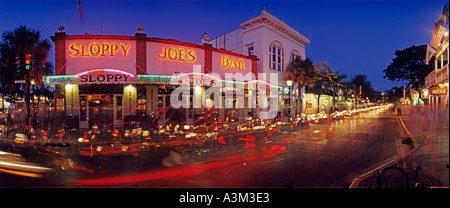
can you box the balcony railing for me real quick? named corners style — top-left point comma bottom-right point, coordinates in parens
top-left (436, 64), bottom-right (448, 83)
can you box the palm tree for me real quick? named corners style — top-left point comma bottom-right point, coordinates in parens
top-left (284, 57), bottom-right (316, 115)
top-left (0, 25), bottom-right (53, 105)
top-left (350, 74), bottom-right (376, 109)
top-left (0, 25), bottom-right (53, 124)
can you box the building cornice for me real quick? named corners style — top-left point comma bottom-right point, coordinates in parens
top-left (240, 9), bottom-right (310, 46)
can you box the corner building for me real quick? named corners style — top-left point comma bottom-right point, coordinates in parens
top-left (47, 31), bottom-right (264, 129)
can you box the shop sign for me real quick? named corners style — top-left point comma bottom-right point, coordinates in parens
top-left (421, 89), bottom-right (429, 99)
top-left (137, 75), bottom-right (173, 85)
top-left (283, 87), bottom-right (289, 95)
top-left (158, 47), bottom-right (196, 62)
top-left (69, 43), bottom-right (131, 57)
top-left (429, 83), bottom-right (448, 96)
top-left (137, 75), bottom-right (216, 86)
top-left (78, 74), bottom-right (132, 83)
top-left (45, 75), bottom-right (77, 84)
top-left (45, 69), bottom-right (136, 85)
top-left (187, 77), bottom-right (217, 86)
top-left (221, 56), bottom-right (245, 70)
top-left (77, 69), bottom-right (135, 84)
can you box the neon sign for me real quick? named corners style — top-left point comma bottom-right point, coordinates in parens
top-left (69, 43), bottom-right (131, 57)
top-left (429, 83), bottom-right (448, 96)
top-left (79, 74), bottom-right (132, 83)
top-left (76, 69), bottom-right (135, 84)
top-left (221, 56), bottom-right (245, 70)
top-left (158, 47), bottom-right (196, 62)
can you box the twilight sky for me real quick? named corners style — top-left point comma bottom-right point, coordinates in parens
top-left (0, 0), bottom-right (447, 91)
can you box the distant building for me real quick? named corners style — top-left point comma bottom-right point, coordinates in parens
top-left (202, 9), bottom-right (311, 114)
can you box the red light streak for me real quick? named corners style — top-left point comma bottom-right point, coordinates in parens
top-left (76, 157), bottom-right (238, 186)
top-left (266, 145), bottom-right (287, 154)
top-left (75, 151), bottom-right (277, 186)
top-left (281, 137), bottom-right (295, 143)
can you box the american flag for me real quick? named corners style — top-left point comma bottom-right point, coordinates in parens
top-left (429, 22), bottom-right (447, 49)
top-left (425, 44), bottom-right (435, 65)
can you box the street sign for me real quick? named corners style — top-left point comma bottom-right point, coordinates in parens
top-left (14, 80), bottom-right (26, 84)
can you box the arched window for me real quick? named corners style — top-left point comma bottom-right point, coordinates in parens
top-left (290, 49), bottom-right (300, 61)
top-left (269, 41), bottom-right (284, 72)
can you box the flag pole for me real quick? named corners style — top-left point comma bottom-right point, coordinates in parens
top-left (77, 0), bottom-right (79, 35)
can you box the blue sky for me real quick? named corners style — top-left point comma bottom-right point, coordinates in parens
top-left (0, 0), bottom-right (447, 91)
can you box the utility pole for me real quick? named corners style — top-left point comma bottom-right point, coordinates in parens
top-left (15, 51), bottom-right (33, 134)
top-left (24, 53), bottom-right (32, 132)
top-left (26, 70), bottom-right (31, 128)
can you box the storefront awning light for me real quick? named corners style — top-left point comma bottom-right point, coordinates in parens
top-left (45, 72), bottom-right (282, 90)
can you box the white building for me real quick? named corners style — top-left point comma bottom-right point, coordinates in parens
top-left (425, 23), bottom-right (449, 108)
top-left (202, 9), bottom-right (310, 114)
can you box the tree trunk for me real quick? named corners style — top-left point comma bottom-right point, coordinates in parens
top-left (317, 93), bottom-right (321, 113)
top-left (297, 85), bottom-right (302, 115)
top-left (332, 87), bottom-right (336, 113)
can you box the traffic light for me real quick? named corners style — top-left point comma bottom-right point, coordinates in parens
top-left (15, 56), bottom-right (21, 72)
top-left (25, 53), bottom-right (32, 70)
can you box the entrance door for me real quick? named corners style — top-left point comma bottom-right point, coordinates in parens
top-left (88, 94), bottom-right (114, 129)
top-left (79, 94), bottom-right (124, 129)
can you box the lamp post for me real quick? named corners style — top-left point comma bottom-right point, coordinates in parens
top-left (286, 80), bottom-right (293, 121)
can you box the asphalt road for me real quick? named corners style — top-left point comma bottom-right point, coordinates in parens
top-left (0, 107), bottom-right (403, 187)
top-left (71, 107), bottom-right (401, 188)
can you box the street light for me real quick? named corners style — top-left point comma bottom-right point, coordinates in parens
top-left (286, 80), bottom-right (293, 120)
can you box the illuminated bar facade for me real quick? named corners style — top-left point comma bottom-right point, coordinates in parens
top-left (48, 31), bottom-right (263, 129)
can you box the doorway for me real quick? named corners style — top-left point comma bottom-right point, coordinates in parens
top-left (79, 94), bottom-right (123, 129)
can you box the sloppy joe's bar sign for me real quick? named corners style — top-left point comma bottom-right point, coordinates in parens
top-left (78, 69), bottom-right (135, 84)
top-left (46, 70), bottom-right (246, 86)
top-left (69, 42), bottom-right (131, 57)
top-left (65, 39), bottom-right (137, 75)
top-left (46, 72), bottom-right (218, 86)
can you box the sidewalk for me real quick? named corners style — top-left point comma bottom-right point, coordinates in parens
top-left (399, 105), bottom-right (449, 187)
top-left (351, 105), bottom-right (449, 188)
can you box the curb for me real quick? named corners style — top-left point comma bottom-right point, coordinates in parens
top-left (349, 114), bottom-right (421, 188)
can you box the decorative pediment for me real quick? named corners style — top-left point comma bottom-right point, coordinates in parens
top-left (241, 10), bottom-right (310, 46)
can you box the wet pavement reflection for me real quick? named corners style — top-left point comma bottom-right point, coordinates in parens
top-left (0, 105), bottom-right (403, 187)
